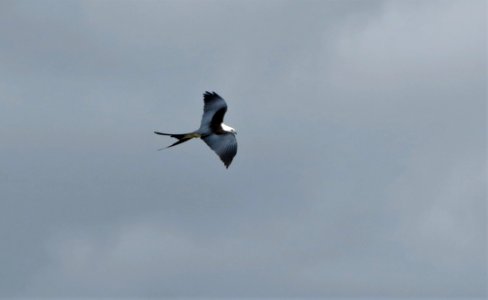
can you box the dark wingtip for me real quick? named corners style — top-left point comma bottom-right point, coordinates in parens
top-left (223, 160), bottom-right (233, 169)
top-left (203, 91), bottom-right (220, 98)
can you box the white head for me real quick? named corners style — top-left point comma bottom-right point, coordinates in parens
top-left (221, 123), bottom-right (237, 134)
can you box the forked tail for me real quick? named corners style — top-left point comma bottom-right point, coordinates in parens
top-left (154, 131), bottom-right (200, 149)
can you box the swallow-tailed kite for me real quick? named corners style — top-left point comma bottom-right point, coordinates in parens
top-left (154, 91), bottom-right (237, 168)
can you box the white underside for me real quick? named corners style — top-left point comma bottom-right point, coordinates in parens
top-left (221, 123), bottom-right (235, 133)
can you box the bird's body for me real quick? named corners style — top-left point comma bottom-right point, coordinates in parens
top-left (154, 91), bottom-right (237, 168)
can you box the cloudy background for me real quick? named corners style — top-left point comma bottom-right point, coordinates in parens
top-left (0, 0), bottom-right (486, 298)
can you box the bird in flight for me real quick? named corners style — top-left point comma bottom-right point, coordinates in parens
top-left (154, 91), bottom-right (237, 168)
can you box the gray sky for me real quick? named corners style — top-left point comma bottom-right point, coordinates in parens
top-left (0, 0), bottom-right (486, 298)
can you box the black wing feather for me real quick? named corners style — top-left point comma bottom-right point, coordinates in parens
top-left (201, 91), bottom-right (227, 130)
top-left (202, 133), bottom-right (237, 168)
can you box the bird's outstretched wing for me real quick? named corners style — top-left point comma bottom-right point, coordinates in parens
top-left (200, 91), bottom-right (227, 132)
top-left (202, 133), bottom-right (237, 168)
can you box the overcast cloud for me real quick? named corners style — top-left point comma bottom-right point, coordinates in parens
top-left (0, 0), bottom-right (486, 298)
